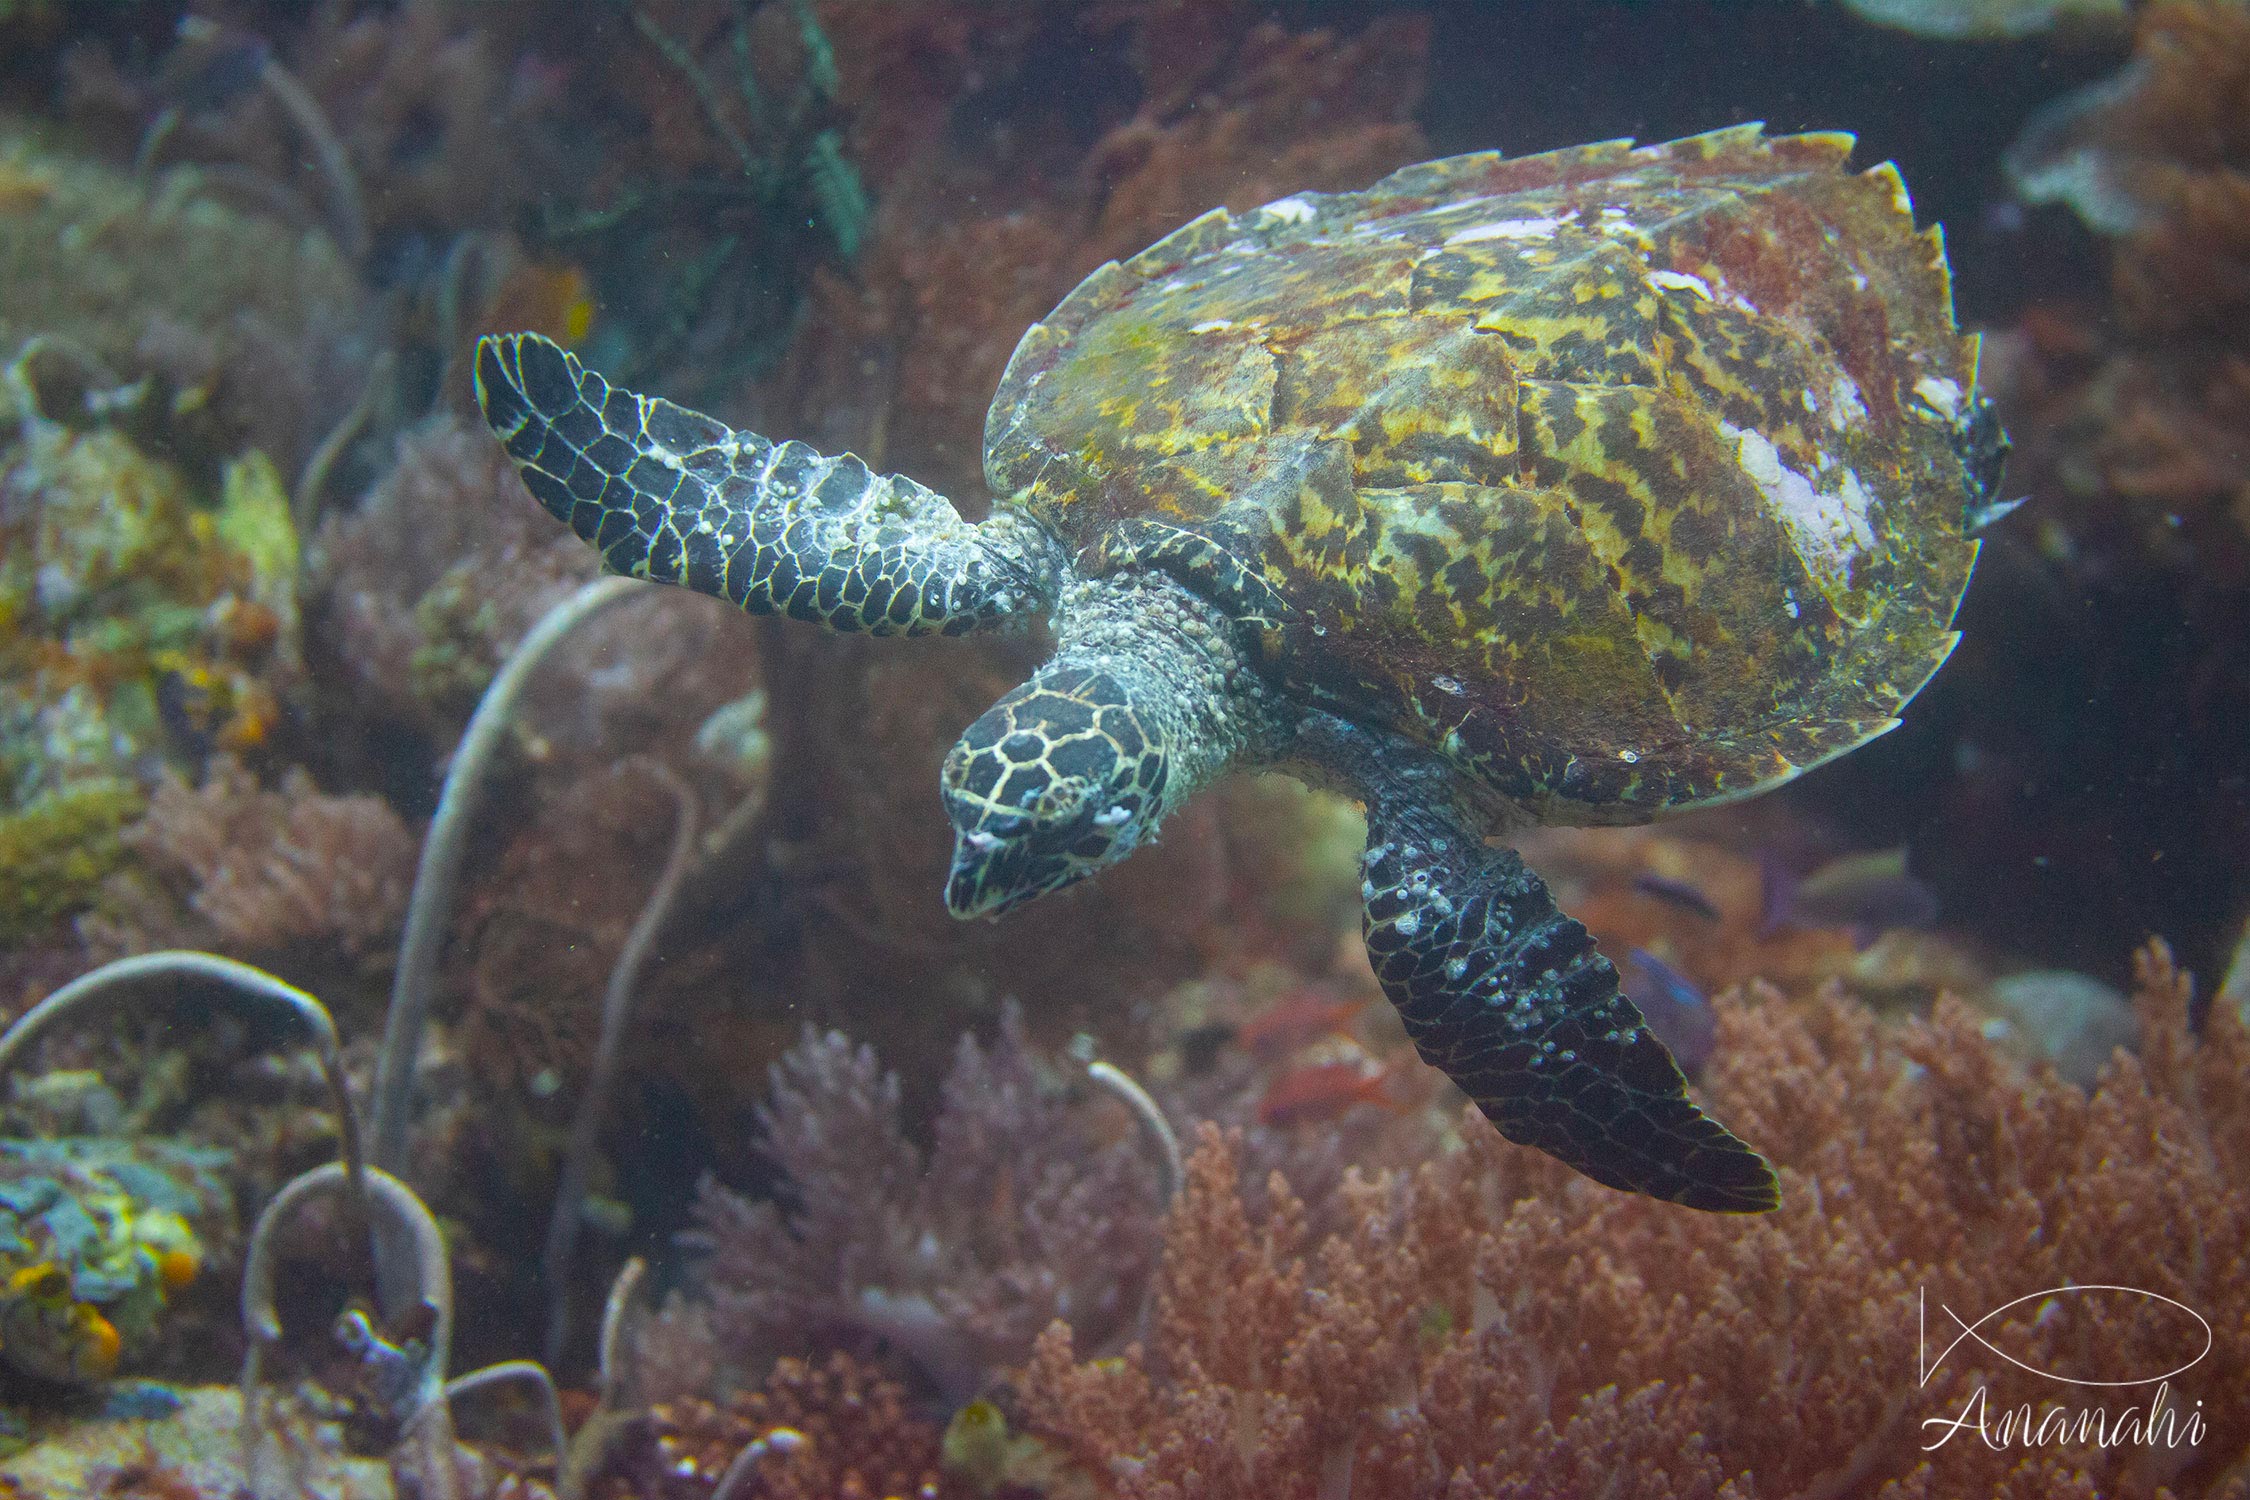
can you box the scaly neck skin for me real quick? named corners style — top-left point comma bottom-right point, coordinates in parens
top-left (940, 571), bottom-right (1289, 918)
top-left (1047, 570), bottom-right (1288, 804)
top-left (971, 506), bottom-right (1072, 626)
top-left (1283, 706), bottom-right (1516, 845)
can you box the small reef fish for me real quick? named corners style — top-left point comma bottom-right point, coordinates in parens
top-left (1235, 987), bottom-right (1371, 1060)
top-left (483, 259), bottom-right (598, 347)
top-left (1760, 847), bottom-right (1939, 949)
top-left (1258, 1061), bottom-right (1401, 1127)
top-left (0, 1263), bottom-right (121, 1383)
top-left (1631, 872), bottom-right (1723, 923)
top-left (1622, 948), bottom-right (1717, 1077)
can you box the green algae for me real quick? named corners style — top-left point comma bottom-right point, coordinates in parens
top-left (0, 779), bottom-right (142, 943)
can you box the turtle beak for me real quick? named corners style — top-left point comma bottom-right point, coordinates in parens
top-left (943, 826), bottom-right (1051, 920)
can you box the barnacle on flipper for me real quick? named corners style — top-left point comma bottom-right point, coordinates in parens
top-left (0, 1134), bottom-right (227, 1384)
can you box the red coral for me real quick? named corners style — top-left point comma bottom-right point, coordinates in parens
top-left (1017, 943), bottom-right (2250, 1498)
top-left (676, 1010), bottom-right (1168, 1402)
top-left (84, 754), bottom-right (415, 967)
top-left (595, 1352), bottom-right (963, 1500)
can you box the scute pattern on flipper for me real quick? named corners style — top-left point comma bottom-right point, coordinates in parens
top-left (1361, 811), bottom-right (1778, 1212)
top-left (984, 125), bottom-right (1985, 819)
top-left (477, 334), bottom-right (1051, 637)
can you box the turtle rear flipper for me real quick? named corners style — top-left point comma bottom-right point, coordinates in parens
top-left (475, 333), bottom-right (1059, 636)
top-left (1360, 811), bottom-right (1778, 1213)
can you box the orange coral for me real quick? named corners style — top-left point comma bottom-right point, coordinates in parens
top-left (1018, 943), bottom-right (2250, 1498)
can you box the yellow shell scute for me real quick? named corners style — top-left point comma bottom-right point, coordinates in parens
top-left (986, 127), bottom-right (1985, 819)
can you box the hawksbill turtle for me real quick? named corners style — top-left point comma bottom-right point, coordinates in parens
top-left (474, 125), bottom-right (1997, 1213)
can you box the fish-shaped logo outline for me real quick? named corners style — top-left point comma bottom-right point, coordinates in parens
top-left (1918, 1284), bottom-right (2211, 1390)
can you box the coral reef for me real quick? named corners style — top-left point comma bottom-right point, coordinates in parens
top-left (675, 1012), bottom-right (1168, 1403)
top-left (312, 413), bottom-right (597, 750)
top-left (592, 1352), bottom-right (960, 1500)
top-left (6, 6), bottom-right (2246, 1496)
top-left (0, 122), bottom-right (376, 478)
top-left (80, 756), bottom-right (416, 971)
top-left (1014, 943), bottom-right (2250, 1497)
top-left (0, 340), bottom-right (305, 945)
top-left (0, 1134), bottom-right (225, 1384)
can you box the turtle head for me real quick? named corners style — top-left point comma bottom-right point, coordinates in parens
top-left (941, 666), bottom-right (1167, 920)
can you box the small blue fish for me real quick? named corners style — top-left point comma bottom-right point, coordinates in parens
top-left (1622, 948), bottom-right (1716, 1077)
top-left (1631, 872), bottom-right (1721, 923)
top-left (1760, 847), bottom-right (1939, 950)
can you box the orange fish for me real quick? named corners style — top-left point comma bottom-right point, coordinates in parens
top-left (1236, 988), bottom-right (1370, 1061)
top-left (1257, 1060), bottom-right (1400, 1128)
top-left (482, 260), bottom-right (597, 347)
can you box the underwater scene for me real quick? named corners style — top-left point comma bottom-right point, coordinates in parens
top-left (0, 0), bottom-right (2247, 1495)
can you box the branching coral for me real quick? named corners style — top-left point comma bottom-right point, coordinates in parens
top-left (1016, 943), bottom-right (2250, 1498)
top-left (592, 1351), bottom-right (960, 1500)
top-left (83, 756), bottom-right (416, 967)
top-left (675, 1011), bottom-right (1168, 1403)
top-left (312, 413), bottom-right (600, 747)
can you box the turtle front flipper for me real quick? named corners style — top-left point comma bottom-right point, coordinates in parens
top-left (1358, 810), bottom-right (1779, 1213)
top-left (475, 334), bottom-right (1060, 635)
